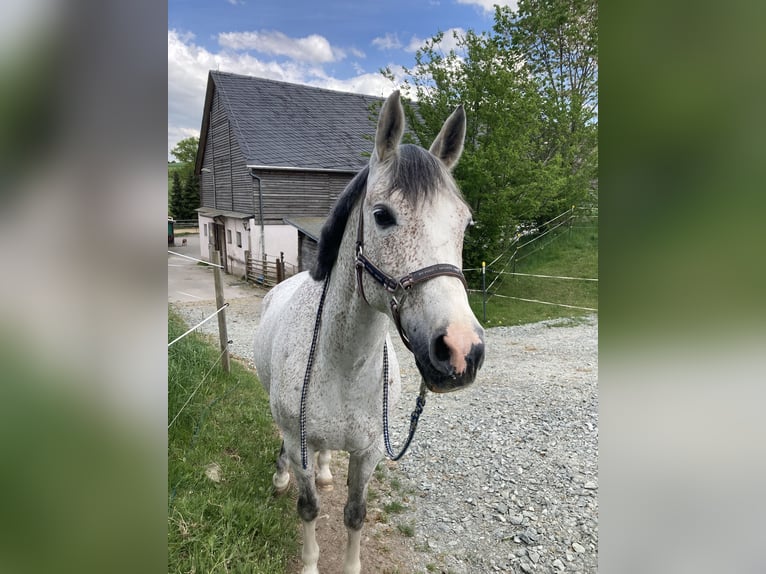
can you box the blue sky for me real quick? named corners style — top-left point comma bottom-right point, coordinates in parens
top-left (168, 0), bottom-right (518, 159)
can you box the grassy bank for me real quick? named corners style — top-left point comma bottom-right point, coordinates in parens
top-left (468, 223), bottom-right (598, 327)
top-left (168, 308), bottom-right (297, 573)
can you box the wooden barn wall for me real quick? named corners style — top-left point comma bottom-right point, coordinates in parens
top-left (200, 122), bottom-right (215, 207)
top-left (211, 92), bottom-right (232, 210)
top-left (255, 170), bottom-right (354, 222)
top-left (200, 87), bottom-right (255, 214)
top-left (200, 84), bottom-right (357, 219)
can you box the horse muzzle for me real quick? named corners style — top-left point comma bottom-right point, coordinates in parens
top-left (415, 326), bottom-right (485, 393)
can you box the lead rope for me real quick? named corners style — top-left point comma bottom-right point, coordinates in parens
top-left (299, 275), bottom-right (331, 470)
top-left (382, 342), bottom-right (427, 460)
top-left (300, 275), bottom-right (427, 469)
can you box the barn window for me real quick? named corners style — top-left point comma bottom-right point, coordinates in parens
top-left (203, 224), bottom-right (207, 237)
top-left (236, 231), bottom-right (242, 247)
top-left (227, 229), bottom-right (232, 244)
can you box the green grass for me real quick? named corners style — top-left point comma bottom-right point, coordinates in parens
top-left (168, 308), bottom-right (297, 574)
top-left (468, 223), bottom-right (598, 327)
top-left (383, 501), bottom-right (407, 515)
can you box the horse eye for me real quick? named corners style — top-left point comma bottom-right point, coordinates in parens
top-left (373, 207), bottom-right (397, 228)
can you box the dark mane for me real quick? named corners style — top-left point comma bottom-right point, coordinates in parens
top-left (311, 166), bottom-right (369, 281)
top-left (311, 145), bottom-right (455, 281)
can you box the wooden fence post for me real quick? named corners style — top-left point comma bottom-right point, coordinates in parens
top-left (211, 250), bottom-right (230, 373)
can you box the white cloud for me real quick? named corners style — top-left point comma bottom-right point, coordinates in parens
top-left (226, 0), bottom-right (244, 5)
top-left (310, 70), bottom-right (397, 98)
top-left (456, 0), bottom-right (518, 13)
top-left (167, 29), bottom-right (398, 159)
top-left (406, 27), bottom-right (466, 53)
top-left (372, 33), bottom-right (402, 51)
top-left (406, 35), bottom-right (425, 52)
top-left (168, 29), bottom-right (314, 157)
top-left (218, 30), bottom-right (345, 63)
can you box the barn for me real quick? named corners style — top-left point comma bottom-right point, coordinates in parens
top-left (194, 71), bottom-right (384, 279)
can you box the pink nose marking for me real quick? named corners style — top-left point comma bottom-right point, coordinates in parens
top-left (443, 324), bottom-right (482, 374)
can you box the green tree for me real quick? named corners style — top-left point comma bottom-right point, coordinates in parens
top-left (169, 170), bottom-right (183, 219)
top-left (386, 29), bottom-right (546, 269)
top-left (170, 136), bottom-right (200, 165)
top-left (180, 174), bottom-right (200, 220)
top-left (495, 0), bottom-right (598, 214)
top-left (170, 136), bottom-right (200, 190)
top-left (384, 0), bottom-right (597, 267)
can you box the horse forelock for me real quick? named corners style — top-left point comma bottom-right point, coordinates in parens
top-left (389, 144), bottom-right (459, 204)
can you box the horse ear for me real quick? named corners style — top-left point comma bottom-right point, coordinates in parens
top-left (374, 90), bottom-right (404, 164)
top-left (429, 104), bottom-right (466, 170)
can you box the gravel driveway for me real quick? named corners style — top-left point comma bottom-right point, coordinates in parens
top-left (173, 288), bottom-right (598, 574)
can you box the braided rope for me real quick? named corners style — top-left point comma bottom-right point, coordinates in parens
top-left (382, 342), bottom-right (427, 461)
top-left (299, 276), bottom-right (427, 469)
top-left (299, 275), bottom-right (331, 470)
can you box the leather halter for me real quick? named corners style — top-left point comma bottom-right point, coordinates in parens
top-left (354, 196), bottom-right (467, 352)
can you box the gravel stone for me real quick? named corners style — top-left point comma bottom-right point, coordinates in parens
top-left (172, 296), bottom-right (598, 574)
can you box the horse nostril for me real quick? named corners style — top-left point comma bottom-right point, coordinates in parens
top-left (469, 341), bottom-right (485, 371)
top-left (430, 334), bottom-right (453, 374)
top-left (433, 335), bottom-right (451, 363)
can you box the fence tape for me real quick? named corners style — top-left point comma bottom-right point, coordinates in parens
top-left (167, 303), bottom-right (229, 348)
top-left (168, 250), bottom-right (224, 269)
top-left (489, 293), bottom-right (597, 312)
top-left (497, 271), bottom-right (598, 281)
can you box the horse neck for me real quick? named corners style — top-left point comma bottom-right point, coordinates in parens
top-left (319, 202), bottom-right (389, 361)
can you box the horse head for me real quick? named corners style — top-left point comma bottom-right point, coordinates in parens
top-left (359, 91), bottom-right (485, 392)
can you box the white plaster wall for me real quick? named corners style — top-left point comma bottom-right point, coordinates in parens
top-left (196, 216), bottom-right (299, 277)
top-left (249, 222), bottom-right (299, 269)
top-left (222, 218), bottom-right (251, 278)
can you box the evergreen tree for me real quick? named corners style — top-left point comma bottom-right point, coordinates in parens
top-left (170, 170), bottom-right (183, 219)
top-left (180, 174), bottom-right (200, 220)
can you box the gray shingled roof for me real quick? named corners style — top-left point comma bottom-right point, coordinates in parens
top-left (209, 71), bottom-right (383, 172)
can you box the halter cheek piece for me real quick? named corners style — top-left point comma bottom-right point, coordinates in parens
top-left (354, 196), bottom-right (468, 352)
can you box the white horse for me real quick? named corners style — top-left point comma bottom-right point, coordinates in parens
top-left (253, 91), bottom-right (485, 574)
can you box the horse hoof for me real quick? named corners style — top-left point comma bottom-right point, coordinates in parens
top-left (273, 472), bottom-right (290, 495)
top-left (315, 478), bottom-right (334, 492)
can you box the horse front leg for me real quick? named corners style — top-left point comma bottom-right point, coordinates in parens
top-left (293, 455), bottom-right (320, 574)
top-left (343, 447), bottom-right (381, 574)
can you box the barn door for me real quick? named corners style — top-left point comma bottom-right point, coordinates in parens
top-left (212, 220), bottom-right (229, 274)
